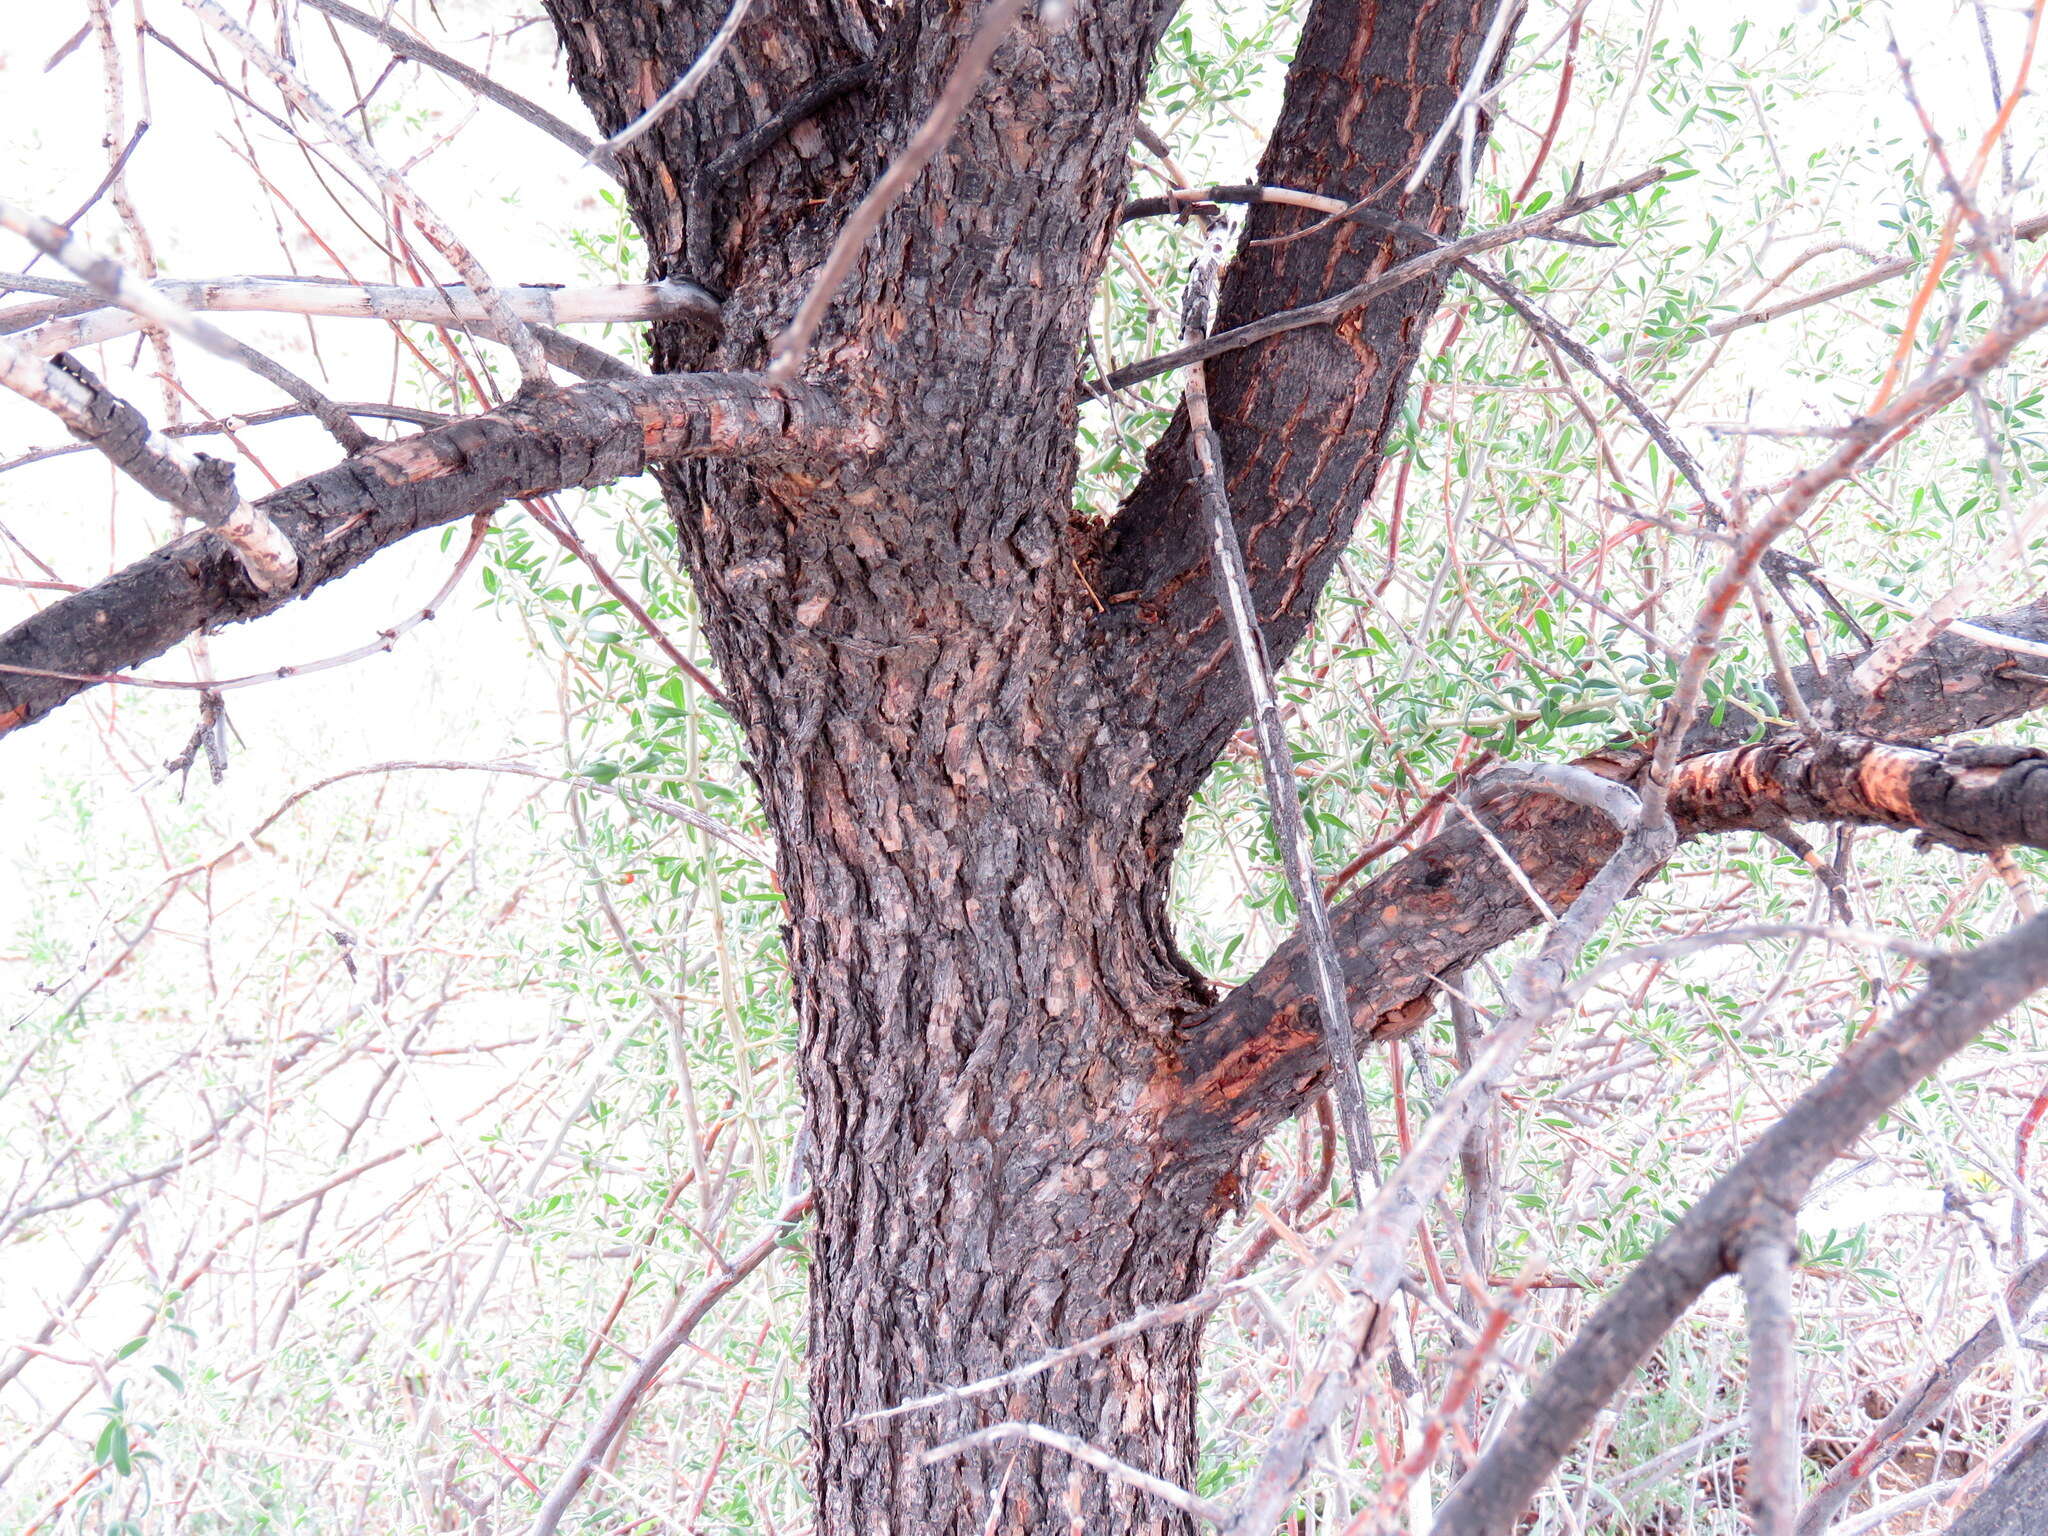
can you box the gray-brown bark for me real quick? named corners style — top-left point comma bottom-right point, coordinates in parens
top-left (7, 3), bottom-right (2048, 1534)
top-left (534, 2), bottom-right (1498, 1532)
top-left (1431, 904), bottom-right (2048, 1536)
top-left (0, 371), bottom-right (842, 734)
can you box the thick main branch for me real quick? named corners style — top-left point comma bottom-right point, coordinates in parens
top-left (1171, 609), bottom-right (2048, 1150)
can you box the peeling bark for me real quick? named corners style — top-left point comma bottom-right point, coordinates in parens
top-left (0, 372), bottom-right (843, 735)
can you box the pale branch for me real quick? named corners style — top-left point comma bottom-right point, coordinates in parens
top-left (1468, 760), bottom-right (1645, 830)
top-left (848, 1279), bottom-right (1254, 1428)
top-left (1183, 232), bottom-right (1379, 1191)
top-left (919, 1423), bottom-right (1227, 1528)
top-left (0, 199), bottom-right (371, 452)
top-left (1432, 905), bottom-right (2048, 1536)
top-left (594, 0), bottom-right (758, 163)
top-left (1120, 183), bottom-right (1350, 222)
top-left (1084, 167), bottom-right (1664, 395)
top-left (0, 338), bottom-right (299, 594)
top-left (1221, 798), bottom-right (1672, 1536)
top-left (0, 1203), bottom-right (138, 1397)
top-left (1848, 496), bottom-right (2048, 697)
top-left (185, 0), bottom-right (553, 387)
top-left (1739, 1210), bottom-right (1800, 1536)
top-left (0, 371), bottom-right (853, 736)
top-left (2, 276), bottom-right (721, 358)
top-left (299, 0), bottom-right (611, 170)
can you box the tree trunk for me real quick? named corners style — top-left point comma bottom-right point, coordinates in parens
top-left (538, 1), bottom-right (1494, 1530)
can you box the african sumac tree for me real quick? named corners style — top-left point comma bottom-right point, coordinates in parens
top-left (6, 2), bottom-right (2048, 1534)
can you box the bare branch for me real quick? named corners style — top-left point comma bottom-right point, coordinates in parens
top-left (592, 0), bottom-right (758, 164)
top-left (1703, 212), bottom-right (2048, 338)
top-left (300, 0), bottom-right (611, 170)
top-left (0, 371), bottom-right (854, 735)
top-left (1795, 1249), bottom-right (2048, 1534)
top-left (1086, 169), bottom-right (1664, 395)
top-left (0, 338), bottom-right (299, 592)
top-left (0, 198), bottom-right (370, 451)
top-left (1850, 497), bottom-right (2048, 697)
top-left (1431, 906), bottom-right (2048, 1536)
top-left (920, 1423), bottom-right (1228, 1527)
top-left (3, 276), bottom-right (719, 357)
top-left (1220, 810), bottom-right (1677, 1535)
top-left (1740, 1210), bottom-right (1800, 1536)
top-left (1184, 230), bottom-right (1380, 1191)
top-left (184, 0), bottom-right (553, 387)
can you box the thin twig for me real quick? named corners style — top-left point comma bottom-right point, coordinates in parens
top-left (1088, 169), bottom-right (1663, 395)
top-left (920, 1422), bottom-right (1228, 1526)
top-left (767, 0), bottom-right (1031, 379)
top-left (185, 0), bottom-right (552, 387)
top-left (593, 0), bottom-right (758, 164)
top-left (522, 1192), bottom-right (811, 1536)
top-left (301, 0), bottom-right (609, 169)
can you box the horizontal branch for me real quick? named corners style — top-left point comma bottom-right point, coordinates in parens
top-left (2, 277), bottom-right (720, 357)
top-left (0, 372), bottom-right (851, 736)
top-left (1173, 605), bottom-right (2048, 1148)
top-left (1432, 903), bottom-right (2048, 1536)
top-left (1667, 734), bottom-right (2048, 852)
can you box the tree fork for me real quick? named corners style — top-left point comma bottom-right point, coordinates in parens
top-left (537, 1), bottom-right (1505, 1532)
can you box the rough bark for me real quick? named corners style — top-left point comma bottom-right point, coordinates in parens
top-left (534, 2), bottom-right (1498, 1532)
top-left (1176, 604), bottom-right (2048, 1151)
top-left (1796, 1251), bottom-right (2048, 1535)
top-left (0, 372), bottom-right (841, 734)
top-left (1089, 0), bottom-right (1504, 991)
top-left (1941, 1419), bottom-right (2048, 1536)
top-left (9, 2), bottom-right (2048, 1534)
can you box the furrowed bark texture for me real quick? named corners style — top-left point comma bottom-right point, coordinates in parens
top-left (1089, 1), bottom-right (1502, 981)
top-left (539, 2), bottom-right (1496, 1532)
top-left (15, 2), bottom-right (2048, 1534)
